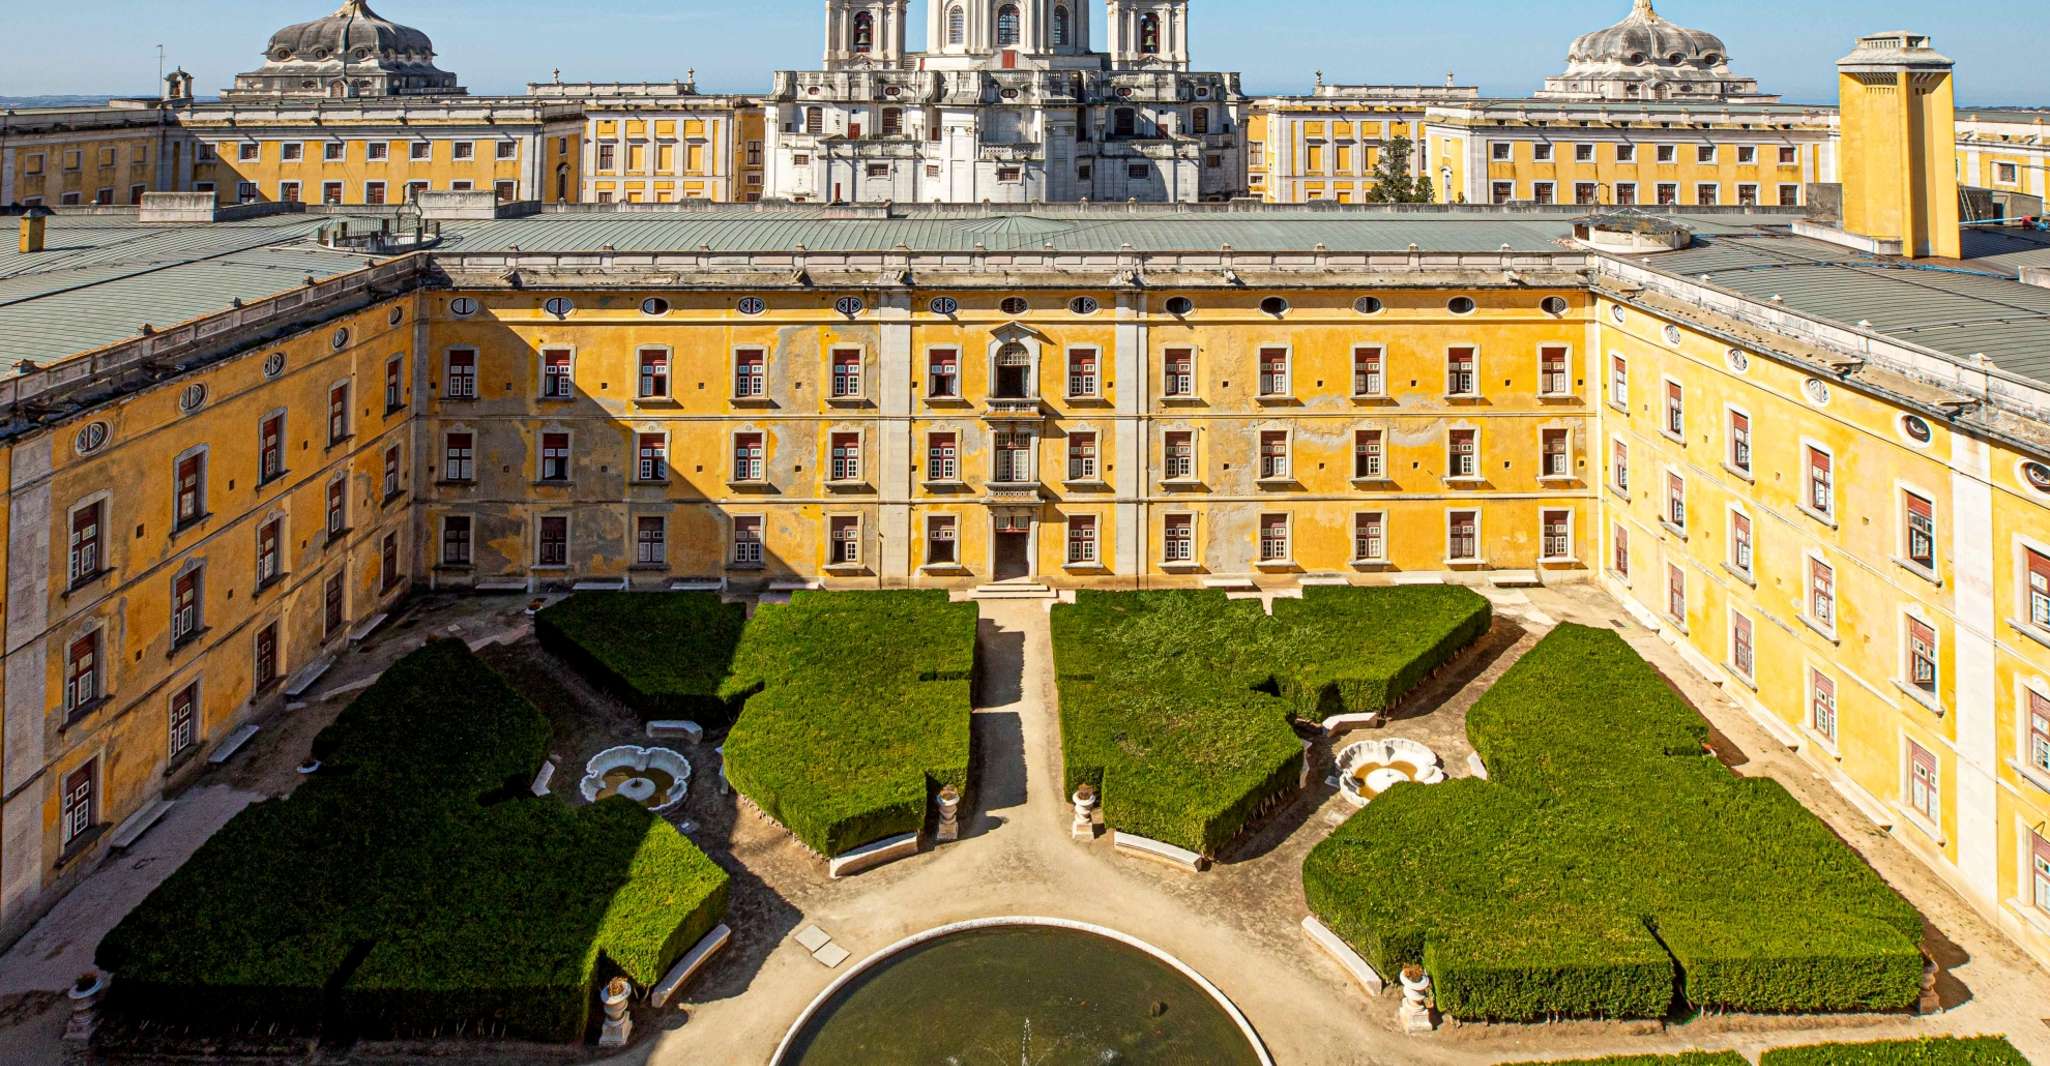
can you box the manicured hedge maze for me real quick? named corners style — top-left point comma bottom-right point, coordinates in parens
top-left (1303, 624), bottom-right (1925, 1022)
top-left (96, 640), bottom-right (729, 1043)
top-left (1503, 1055), bottom-right (1746, 1066)
top-left (1759, 1037), bottom-right (2027, 1065)
top-left (536, 592), bottom-right (750, 723)
top-left (721, 590), bottom-right (979, 857)
top-left (1053, 586), bottom-right (1492, 855)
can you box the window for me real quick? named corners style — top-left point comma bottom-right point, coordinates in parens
top-left (1609, 354), bottom-right (1628, 408)
top-left (496, 140), bottom-right (518, 161)
top-left (1163, 514), bottom-right (1195, 564)
top-left (1907, 740), bottom-right (1940, 823)
top-left (1259, 431), bottom-right (1290, 480)
top-left (539, 432), bottom-right (570, 482)
top-left (1539, 346), bottom-right (1569, 396)
top-left (734, 348), bottom-right (766, 398)
top-left (1612, 437), bottom-right (1629, 493)
top-left (638, 348), bottom-right (669, 398)
top-left (1542, 510), bottom-right (1571, 561)
top-left (831, 348), bottom-right (863, 399)
top-left (1574, 143), bottom-right (1595, 163)
top-left (1491, 142), bottom-right (1512, 162)
top-left (733, 432), bottom-right (765, 482)
top-left (1354, 430), bottom-right (1385, 480)
top-left (633, 516), bottom-right (666, 567)
top-left (927, 432), bottom-right (959, 481)
top-left (1695, 145), bottom-right (1716, 164)
top-left (2031, 827), bottom-right (2050, 916)
top-left (1533, 142), bottom-right (1554, 162)
top-left (238, 142), bottom-right (260, 163)
top-left (1996, 162), bottom-right (2021, 184)
top-left (1664, 380), bottom-right (1684, 439)
top-left (253, 517), bottom-right (284, 588)
top-left (1258, 348), bottom-right (1290, 397)
top-left (1805, 445), bottom-right (1834, 519)
top-left (280, 181), bottom-right (301, 204)
top-left (327, 383), bottom-right (350, 444)
top-left (637, 433), bottom-right (668, 482)
top-left (1728, 410), bottom-right (1751, 474)
top-left (2028, 547), bottom-right (2050, 630)
top-left (1778, 183), bottom-right (1800, 206)
top-left (541, 348), bottom-right (573, 399)
top-left (61, 762), bottom-right (95, 848)
top-left (385, 356), bottom-right (404, 411)
top-left (994, 430), bottom-right (1033, 483)
top-left (1903, 491), bottom-right (1936, 572)
top-left (68, 501), bottom-right (104, 587)
top-left (380, 531), bottom-right (401, 591)
top-left (324, 571), bottom-right (346, 638)
top-left (1809, 556), bottom-right (1836, 630)
top-left (1666, 471), bottom-right (1686, 531)
top-left (66, 631), bottom-right (101, 712)
top-left (174, 453), bottom-right (207, 529)
top-left (2028, 690), bottom-right (2050, 778)
top-left (1529, 428), bottom-right (1566, 479)
top-left (443, 432), bottom-right (475, 482)
top-left (1447, 429), bottom-right (1478, 479)
top-left (1447, 347), bottom-right (1477, 396)
top-left (442, 516), bottom-right (472, 566)
top-left (1737, 183), bottom-right (1759, 206)
top-left (1067, 515), bottom-right (1097, 565)
top-left (1067, 432), bottom-right (1098, 482)
top-left (1260, 514), bottom-right (1290, 562)
top-left (1137, 11), bottom-right (1160, 52)
top-left (1067, 348), bottom-right (1098, 398)
top-left (1730, 510), bottom-right (1753, 576)
top-left (537, 516), bottom-right (568, 567)
top-left (826, 516), bottom-right (860, 567)
top-left (1165, 348), bottom-right (1196, 397)
top-left (1337, 346), bottom-right (1383, 398)
top-left (928, 348), bottom-right (959, 398)
top-left (1808, 669), bottom-right (1837, 744)
top-left (1192, 107), bottom-right (1210, 135)
top-left (383, 444), bottom-right (402, 499)
top-left (172, 565), bottom-right (203, 644)
top-left (1164, 431), bottom-right (1195, 481)
top-left (1696, 183), bottom-right (1719, 206)
top-left (1532, 181), bottom-right (1555, 205)
top-left (1616, 143), bottom-right (1637, 163)
top-left (1615, 183), bottom-right (1638, 205)
top-left (829, 432), bottom-right (862, 482)
top-left (1346, 511), bottom-right (1386, 563)
top-left (445, 349), bottom-right (477, 399)
top-left (325, 477), bottom-right (348, 538)
top-left (1448, 511), bottom-right (1479, 562)
top-left (1730, 611), bottom-right (1755, 679)
top-left (1613, 524), bottom-right (1630, 577)
top-left (927, 516), bottom-right (958, 565)
top-left (996, 3), bottom-right (1021, 46)
top-left (1656, 182), bottom-right (1678, 205)
top-left (1667, 562), bottom-right (1686, 623)
top-left (880, 108), bottom-right (902, 136)
top-left (1907, 616), bottom-right (1939, 697)
top-left (254, 622), bottom-right (279, 690)
top-left (732, 516), bottom-right (764, 567)
top-left (1491, 181), bottom-right (1515, 204)
top-left (452, 141), bottom-right (475, 161)
top-left (281, 142), bottom-right (304, 162)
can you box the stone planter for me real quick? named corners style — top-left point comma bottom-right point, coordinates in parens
top-left (579, 745), bottom-right (691, 812)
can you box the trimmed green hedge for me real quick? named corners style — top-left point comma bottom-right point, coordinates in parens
top-left (1760, 1037), bottom-right (2028, 1065)
top-left (536, 592), bottom-right (749, 723)
top-left (97, 640), bottom-right (729, 1043)
top-left (1304, 624), bottom-right (1924, 1022)
top-left (1501, 1055), bottom-right (1746, 1066)
top-left (721, 590), bottom-right (979, 857)
top-left (1054, 586), bottom-right (1491, 855)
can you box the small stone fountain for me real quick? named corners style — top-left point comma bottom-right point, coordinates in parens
top-left (579, 745), bottom-right (691, 812)
top-left (1334, 738), bottom-right (1445, 807)
top-left (598, 975), bottom-right (633, 1047)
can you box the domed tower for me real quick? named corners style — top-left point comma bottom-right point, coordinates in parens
top-left (226, 0), bottom-right (463, 99)
top-left (1536, 0), bottom-right (1769, 102)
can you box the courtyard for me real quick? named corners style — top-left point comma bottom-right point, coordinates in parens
top-left (1, 584), bottom-right (2046, 1065)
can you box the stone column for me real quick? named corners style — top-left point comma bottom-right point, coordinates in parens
top-left (935, 785), bottom-right (961, 842)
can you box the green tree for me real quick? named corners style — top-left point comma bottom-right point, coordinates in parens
top-left (1366, 134), bottom-right (1436, 204)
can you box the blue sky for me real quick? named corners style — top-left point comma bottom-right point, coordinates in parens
top-left (4, 1), bottom-right (2046, 106)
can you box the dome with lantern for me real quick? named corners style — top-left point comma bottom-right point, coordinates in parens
top-left (1537, 0), bottom-right (1772, 102)
top-left (227, 0), bottom-right (463, 99)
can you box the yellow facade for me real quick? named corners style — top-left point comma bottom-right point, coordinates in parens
top-left (0, 108), bottom-right (175, 207)
top-left (1957, 113), bottom-right (2050, 204)
top-left (556, 91), bottom-right (765, 204)
top-left (1836, 32), bottom-right (1962, 259)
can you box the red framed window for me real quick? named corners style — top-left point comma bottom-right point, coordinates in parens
top-left (733, 433), bottom-right (765, 482)
top-left (1907, 617), bottom-right (1939, 695)
top-left (1539, 345), bottom-right (1569, 396)
top-left (1730, 611), bottom-right (1754, 678)
top-left (326, 477), bottom-right (347, 536)
top-left (169, 681), bottom-right (199, 758)
top-left (829, 516), bottom-right (861, 566)
top-left (1164, 432), bottom-right (1194, 481)
top-left (1448, 511), bottom-right (1479, 561)
top-left (254, 622), bottom-right (279, 689)
top-left (328, 382), bottom-right (350, 443)
top-left (734, 348), bottom-right (766, 398)
top-left (1067, 432), bottom-right (1098, 481)
top-left (831, 348), bottom-right (863, 399)
top-left (443, 432), bottom-right (475, 481)
top-left (1907, 740), bottom-right (1940, 822)
top-left (66, 631), bottom-right (99, 711)
top-left (732, 516), bottom-right (764, 567)
top-left (927, 433), bottom-right (958, 481)
top-left (257, 518), bottom-right (283, 586)
top-left (172, 567), bottom-right (201, 643)
top-left (637, 433), bottom-right (667, 482)
top-left (537, 516), bottom-right (568, 566)
top-left (1609, 353), bottom-right (1628, 407)
top-left (1260, 431), bottom-right (1290, 480)
top-left (1811, 669), bottom-right (1837, 743)
top-left (1258, 348), bottom-right (1290, 397)
top-left (445, 349), bottom-right (477, 399)
top-left (1541, 429), bottom-right (1569, 478)
top-left (383, 444), bottom-right (401, 498)
top-left (539, 432), bottom-right (570, 482)
top-left (442, 516), bottom-right (472, 566)
top-left (69, 502), bottom-right (103, 587)
top-left (1259, 514), bottom-right (1290, 562)
top-left (1612, 438), bottom-right (1628, 491)
top-left (323, 571), bottom-right (345, 637)
top-left (1164, 514), bottom-right (1194, 563)
top-left (1730, 511), bottom-right (1752, 574)
top-left (635, 516), bottom-right (666, 566)
top-left (638, 348), bottom-right (669, 398)
top-left (1164, 348), bottom-right (1195, 397)
top-left (1904, 492), bottom-right (1935, 571)
top-left (381, 531), bottom-right (400, 590)
top-left (1666, 471), bottom-right (1686, 530)
top-left (541, 348), bottom-right (574, 399)
top-left (1809, 556), bottom-right (1836, 629)
top-left (61, 762), bottom-right (95, 846)
top-left (1667, 563), bottom-right (1686, 621)
top-left (1447, 429), bottom-right (1477, 478)
top-left (928, 348), bottom-right (959, 398)
top-left (175, 453), bottom-right (206, 528)
top-left (1542, 510), bottom-right (1571, 560)
top-left (1612, 524), bottom-right (1629, 577)
top-left (1354, 512), bottom-right (1385, 563)
top-left (926, 516), bottom-right (957, 565)
top-left (1354, 430), bottom-right (1384, 479)
top-left (1805, 445), bottom-right (1834, 517)
top-left (1066, 515), bottom-right (1097, 565)
top-left (2030, 689), bottom-right (2050, 777)
top-left (2031, 829), bottom-right (2050, 915)
top-left (1349, 348), bottom-right (1385, 398)
top-left (1728, 410), bottom-right (1751, 473)
top-left (830, 433), bottom-right (862, 482)
top-left (1446, 347), bottom-right (1477, 396)
top-left (385, 356), bottom-right (403, 410)
top-left (1664, 380), bottom-right (1685, 437)
top-left (1067, 348), bottom-right (1098, 398)
top-left (2031, 548), bottom-right (2050, 630)
top-left (259, 413), bottom-right (286, 482)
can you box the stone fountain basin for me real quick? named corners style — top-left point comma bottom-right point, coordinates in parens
top-left (579, 745), bottom-right (692, 812)
top-left (1335, 737), bottom-right (1445, 807)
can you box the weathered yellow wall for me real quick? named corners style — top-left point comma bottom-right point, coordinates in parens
top-left (1839, 66), bottom-right (1962, 258)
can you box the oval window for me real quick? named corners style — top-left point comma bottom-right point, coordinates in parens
top-left (1447, 296), bottom-right (1476, 315)
top-left (1354, 296), bottom-right (1384, 315)
top-left (929, 296), bottom-right (960, 316)
top-left (1803, 378), bottom-right (1831, 406)
top-left (1900, 414), bottom-right (1933, 446)
top-left (263, 351), bottom-right (286, 379)
top-left (835, 296), bottom-right (866, 316)
top-left (1540, 296), bottom-right (1569, 316)
top-left (388, 306), bottom-right (405, 327)
top-left (1726, 347), bottom-right (1750, 373)
top-left (543, 297), bottom-right (575, 318)
top-left (2021, 461), bottom-right (2050, 496)
top-left (1610, 304), bottom-right (1626, 325)
top-left (1069, 296), bottom-right (1099, 315)
top-left (1164, 296), bottom-right (1194, 315)
top-left (74, 421), bottom-right (110, 456)
top-left (1000, 296), bottom-right (1029, 315)
top-left (450, 297), bottom-right (479, 317)
top-left (1663, 324), bottom-right (1683, 345)
top-left (737, 296), bottom-right (766, 316)
top-left (1259, 296), bottom-right (1290, 316)
top-left (331, 327), bottom-right (350, 350)
top-left (641, 297), bottom-right (671, 316)
top-left (179, 383), bottom-right (208, 412)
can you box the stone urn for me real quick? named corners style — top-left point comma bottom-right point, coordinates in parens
top-left (1071, 783), bottom-right (1099, 841)
top-left (1398, 965), bottom-right (1435, 1033)
top-left (597, 976), bottom-right (634, 1047)
top-left (935, 785), bottom-right (962, 843)
top-left (63, 971), bottom-right (105, 1043)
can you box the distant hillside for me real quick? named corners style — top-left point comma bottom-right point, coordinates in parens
top-left (0, 94), bottom-right (137, 109)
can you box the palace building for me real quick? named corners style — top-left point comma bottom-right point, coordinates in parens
top-left (1, 0), bottom-right (2049, 1000)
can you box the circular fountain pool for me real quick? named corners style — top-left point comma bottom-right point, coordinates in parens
top-left (577, 745), bottom-right (690, 812)
top-left (774, 919), bottom-right (1270, 1066)
top-left (1335, 737), bottom-right (1445, 807)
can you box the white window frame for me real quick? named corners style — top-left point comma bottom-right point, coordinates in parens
top-left (1352, 427), bottom-right (1386, 482)
top-left (1353, 510), bottom-right (1388, 565)
top-left (1256, 345), bottom-right (1293, 400)
top-left (1257, 512), bottom-right (1292, 564)
top-left (826, 513), bottom-right (863, 569)
top-left (637, 345), bottom-right (673, 400)
top-left (1725, 404), bottom-right (1753, 478)
top-left (1537, 344), bottom-right (1571, 398)
top-left (732, 430), bottom-right (767, 484)
top-left (534, 513), bottom-right (571, 569)
top-left (1162, 512), bottom-right (1198, 567)
top-left (1446, 425), bottom-right (1482, 482)
top-left (1660, 375), bottom-right (1686, 443)
top-left (537, 428), bottom-right (573, 483)
top-left (1351, 345), bottom-right (1385, 399)
top-left (1065, 513), bottom-right (1099, 567)
top-left (538, 346), bottom-right (577, 401)
top-left (1257, 427), bottom-right (1294, 483)
top-left (1539, 508), bottom-right (1574, 563)
top-left (1897, 483), bottom-right (1940, 582)
top-left (1445, 509), bottom-right (1483, 565)
top-left (634, 429), bottom-right (671, 483)
top-left (1445, 345), bottom-right (1480, 398)
top-left (1608, 352), bottom-right (1628, 411)
top-left (1807, 666), bottom-right (1839, 752)
top-left (1801, 439), bottom-right (1837, 524)
top-left (1728, 608), bottom-right (1756, 682)
top-left (444, 347), bottom-right (478, 400)
top-left (1899, 608), bottom-right (1943, 711)
top-left (827, 429), bottom-right (864, 484)
top-left (924, 514), bottom-right (960, 569)
top-left (1727, 504), bottom-right (1755, 580)
top-left (828, 346), bottom-right (867, 402)
top-left (1804, 550), bottom-right (1838, 639)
